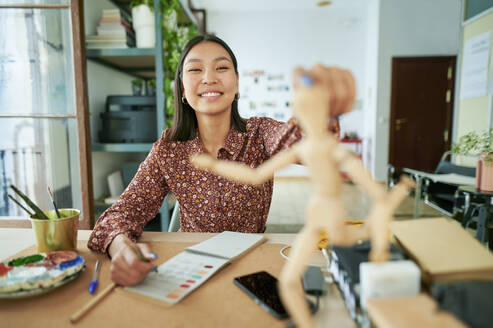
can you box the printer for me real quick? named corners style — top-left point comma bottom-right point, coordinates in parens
top-left (99, 95), bottom-right (157, 143)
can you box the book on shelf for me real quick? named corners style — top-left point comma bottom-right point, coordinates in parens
top-left (86, 38), bottom-right (135, 49)
top-left (102, 8), bottom-right (132, 25)
top-left (86, 7), bottom-right (136, 49)
top-left (86, 43), bottom-right (130, 50)
top-left (98, 20), bottom-right (134, 37)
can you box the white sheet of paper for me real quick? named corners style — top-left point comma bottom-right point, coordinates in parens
top-left (460, 32), bottom-right (490, 100)
top-left (125, 251), bottom-right (229, 304)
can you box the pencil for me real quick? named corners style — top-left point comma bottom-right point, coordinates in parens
top-left (70, 282), bottom-right (117, 323)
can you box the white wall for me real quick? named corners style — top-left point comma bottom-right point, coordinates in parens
top-left (207, 8), bottom-right (368, 175)
top-left (371, 0), bottom-right (461, 180)
top-left (363, 0), bottom-right (381, 176)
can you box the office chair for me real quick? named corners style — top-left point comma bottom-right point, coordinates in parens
top-left (168, 201), bottom-right (180, 232)
top-left (422, 151), bottom-right (476, 218)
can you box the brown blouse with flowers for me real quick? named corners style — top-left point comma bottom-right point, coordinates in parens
top-left (88, 116), bottom-right (340, 254)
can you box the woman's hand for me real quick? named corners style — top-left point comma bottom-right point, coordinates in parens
top-left (108, 234), bottom-right (157, 286)
top-left (293, 64), bottom-right (356, 117)
top-left (190, 153), bottom-right (216, 170)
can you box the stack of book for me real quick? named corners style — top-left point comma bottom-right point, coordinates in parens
top-left (86, 8), bottom-right (135, 49)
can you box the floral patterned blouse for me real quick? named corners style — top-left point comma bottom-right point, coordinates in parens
top-left (88, 116), bottom-right (340, 254)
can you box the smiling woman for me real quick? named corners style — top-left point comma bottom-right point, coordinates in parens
top-left (181, 42), bottom-right (239, 144)
top-left (87, 34), bottom-right (348, 287)
top-left (167, 34), bottom-right (245, 143)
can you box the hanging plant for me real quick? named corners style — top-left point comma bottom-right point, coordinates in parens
top-left (160, 0), bottom-right (198, 127)
top-left (129, 0), bottom-right (154, 9)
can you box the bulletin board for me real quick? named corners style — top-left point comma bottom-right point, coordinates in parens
top-left (454, 6), bottom-right (493, 165)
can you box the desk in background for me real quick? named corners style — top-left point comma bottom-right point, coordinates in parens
top-left (0, 230), bottom-right (356, 328)
top-left (458, 186), bottom-right (493, 250)
top-left (402, 168), bottom-right (475, 218)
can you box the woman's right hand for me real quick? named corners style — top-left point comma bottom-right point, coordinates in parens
top-left (108, 234), bottom-right (157, 286)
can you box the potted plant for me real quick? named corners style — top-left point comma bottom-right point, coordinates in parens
top-left (162, 0), bottom-right (198, 126)
top-left (130, 0), bottom-right (155, 48)
top-left (146, 79), bottom-right (156, 96)
top-left (451, 129), bottom-right (493, 192)
top-left (131, 79), bottom-right (143, 95)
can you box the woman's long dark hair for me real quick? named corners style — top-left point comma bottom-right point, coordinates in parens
top-left (165, 34), bottom-right (246, 141)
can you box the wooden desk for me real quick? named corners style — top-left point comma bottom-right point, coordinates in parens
top-left (0, 229), bottom-right (356, 328)
top-left (402, 168), bottom-right (475, 218)
top-left (457, 186), bottom-right (493, 249)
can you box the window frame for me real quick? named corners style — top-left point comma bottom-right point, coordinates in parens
top-left (0, 0), bottom-right (94, 229)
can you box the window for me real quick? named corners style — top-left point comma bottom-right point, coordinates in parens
top-left (0, 0), bottom-right (93, 228)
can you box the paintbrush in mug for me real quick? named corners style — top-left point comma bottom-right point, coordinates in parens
top-left (8, 194), bottom-right (34, 216)
top-left (47, 186), bottom-right (61, 218)
top-left (9, 184), bottom-right (49, 220)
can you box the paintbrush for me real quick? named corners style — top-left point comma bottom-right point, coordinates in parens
top-left (47, 186), bottom-right (61, 218)
top-left (9, 184), bottom-right (49, 220)
top-left (123, 239), bottom-right (158, 272)
top-left (8, 194), bottom-right (34, 216)
top-left (123, 239), bottom-right (151, 262)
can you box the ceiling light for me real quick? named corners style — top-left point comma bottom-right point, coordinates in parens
top-left (317, 1), bottom-right (332, 7)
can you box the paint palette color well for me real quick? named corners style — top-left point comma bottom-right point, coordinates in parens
top-left (0, 251), bottom-right (86, 298)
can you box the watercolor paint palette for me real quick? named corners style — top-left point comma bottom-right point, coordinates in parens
top-left (126, 231), bottom-right (265, 304)
top-left (0, 251), bottom-right (86, 298)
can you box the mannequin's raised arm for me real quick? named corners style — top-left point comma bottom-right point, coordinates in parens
top-left (191, 144), bottom-right (300, 185)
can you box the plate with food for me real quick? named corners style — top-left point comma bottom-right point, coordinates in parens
top-left (0, 250), bottom-right (86, 298)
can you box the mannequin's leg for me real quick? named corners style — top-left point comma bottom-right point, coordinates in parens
top-left (367, 178), bottom-right (413, 262)
top-left (279, 224), bottom-right (320, 328)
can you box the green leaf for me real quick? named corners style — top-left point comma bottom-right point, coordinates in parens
top-left (160, 0), bottom-right (199, 128)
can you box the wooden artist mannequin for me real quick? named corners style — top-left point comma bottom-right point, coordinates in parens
top-left (191, 70), bottom-right (413, 328)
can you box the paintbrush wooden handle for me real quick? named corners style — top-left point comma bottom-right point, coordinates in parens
top-left (123, 239), bottom-right (150, 262)
top-left (70, 282), bottom-right (117, 323)
top-left (9, 184), bottom-right (49, 220)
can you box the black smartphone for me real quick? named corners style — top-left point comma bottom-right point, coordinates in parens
top-left (233, 271), bottom-right (315, 320)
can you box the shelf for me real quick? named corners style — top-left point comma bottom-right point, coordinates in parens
top-left (92, 143), bottom-right (153, 152)
top-left (179, 0), bottom-right (198, 26)
top-left (86, 48), bottom-right (157, 79)
top-left (94, 200), bottom-right (111, 213)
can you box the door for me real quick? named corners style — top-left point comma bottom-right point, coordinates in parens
top-left (0, 1), bottom-right (93, 228)
top-left (388, 56), bottom-right (456, 172)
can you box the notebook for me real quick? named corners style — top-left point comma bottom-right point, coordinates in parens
top-left (125, 231), bottom-right (265, 303)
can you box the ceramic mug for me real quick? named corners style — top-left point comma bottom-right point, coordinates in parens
top-left (30, 209), bottom-right (79, 253)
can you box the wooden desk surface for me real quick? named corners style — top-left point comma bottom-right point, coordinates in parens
top-left (0, 229), bottom-right (356, 328)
